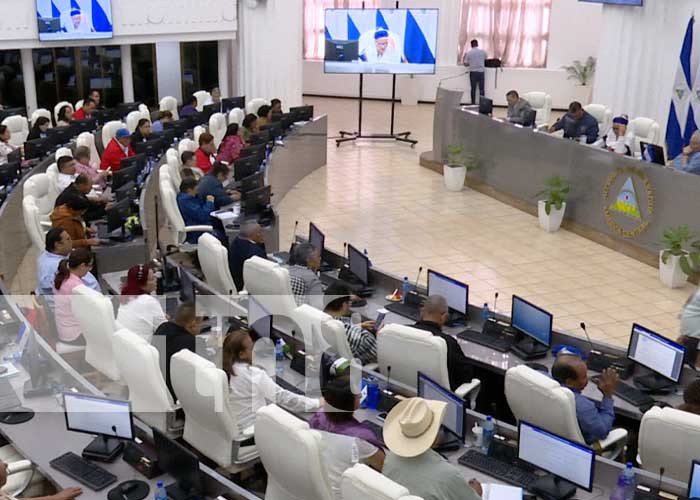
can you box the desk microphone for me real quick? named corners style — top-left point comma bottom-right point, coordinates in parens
top-left (657, 467), bottom-right (665, 494)
top-left (292, 220), bottom-right (299, 243)
top-left (492, 292), bottom-right (499, 320)
top-left (386, 365), bottom-right (393, 395)
top-left (414, 266), bottom-right (423, 290)
top-left (438, 71), bottom-right (469, 88)
top-left (580, 322), bottom-right (595, 353)
top-left (343, 242), bottom-right (348, 267)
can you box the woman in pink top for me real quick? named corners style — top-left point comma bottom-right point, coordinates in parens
top-left (74, 146), bottom-right (107, 189)
top-left (216, 123), bottom-right (246, 164)
top-left (53, 248), bottom-right (94, 345)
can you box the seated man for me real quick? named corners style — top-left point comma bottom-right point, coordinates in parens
top-left (679, 378), bottom-right (700, 416)
top-left (195, 132), bottom-right (216, 174)
top-left (551, 354), bottom-right (618, 444)
top-left (100, 128), bottom-right (135, 171)
top-left (204, 87), bottom-right (221, 106)
top-left (287, 242), bottom-right (324, 310)
top-left (505, 90), bottom-right (533, 125)
top-left (50, 196), bottom-right (100, 248)
top-left (153, 301), bottom-right (200, 400)
top-left (180, 95), bottom-right (198, 118)
top-left (257, 105), bottom-right (272, 128)
top-left (152, 110), bottom-right (172, 133)
top-left (413, 295), bottom-right (474, 392)
top-left (603, 115), bottom-right (633, 156)
top-left (73, 97), bottom-right (95, 120)
top-left (176, 177), bottom-right (216, 244)
top-left (196, 162), bottom-right (240, 209)
top-left (56, 155), bottom-right (78, 191)
top-left (548, 101), bottom-right (599, 144)
top-left (323, 283), bottom-right (378, 365)
top-left (671, 130), bottom-right (700, 175)
top-left (55, 174), bottom-right (106, 223)
top-left (228, 221), bottom-right (267, 291)
top-left (270, 98), bottom-right (282, 115)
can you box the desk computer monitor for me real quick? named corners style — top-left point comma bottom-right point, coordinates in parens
top-left (509, 295), bottom-right (552, 359)
top-left (7, 149), bottom-right (21, 165)
top-left (119, 153), bottom-right (146, 172)
top-left (234, 154), bottom-right (264, 182)
top-left (347, 244), bottom-right (369, 286)
top-left (0, 162), bottom-right (21, 187)
top-left (164, 119), bottom-right (189, 139)
top-left (247, 132), bottom-right (270, 146)
top-left (325, 39), bottom-right (359, 62)
top-left (627, 323), bottom-right (685, 391)
top-left (641, 142), bottom-right (666, 166)
top-left (47, 126), bottom-right (73, 146)
top-left (290, 105), bottom-right (314, 122)
top-left (240, 172), bottom-right (264, 195)
top-left (518, 420), bottom-right (594, 500)
top-left (222, 96), bottom-right (246, 113)
top-left (0, 108), bottom-right (26, 123)
top-left (427, 270), bottom-right (468, 317)
top-left (417, 372), bottom-right (465, 440)
top-left (115, 180), bottom-right (136, 202)
top-left (260, 122), bottom-right (283, 141)
top-left (70, 118), bottom-right (97, 135)
top-left (116, 102), bottom-right (141, 118)
top-left (112, 163), bottom-right (140, 190)
top-left (153, 427), bottom-right (203, 500)
top-left (309, 222), bottom-right (325, 256)
top-left (479, 97), bottom-right (493, 116)
top-left (133, 138), bottom-right (164, 157)
top-left (245, 185), bottom-right (271, 215)
top-left (106, 197), bottom-right (131, 237)
top-left (239, 143), bottom-right (266, 159)
top-left (63, 393), bottom-right (134, 461)
top-left (248, 295), bottom-right (272, 340)
top-left (688, 460), bottom-right (700, 499)
top-left (202, 103), bottom-right (220, 119)
top-left (24, 138), bottom-right (51, 160)
top-left (151, 129), bottom-right (176, 148)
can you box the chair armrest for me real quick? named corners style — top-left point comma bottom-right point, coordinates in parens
top-left (598, 428), bottom-right (628, 450)
top-left (455, 378), bottom-right (481, 409)
top-left (240, 425), bottom-right (255, 440)
top-left (364, 363), bottom-right (378, 372)
top-left (184, 225), bottom-right (214, 233)
top-left (40, 221), bottom-right (52, 228)
top-left (6, 460), bottom-right (32, 475)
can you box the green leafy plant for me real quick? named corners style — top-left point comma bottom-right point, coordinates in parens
top-left (535, 176), bottom-right (570, 215)
top-left (562, 57), bottom-right (596, 86)
top-left (445, 144), bottom-right (480, 172)
top-left (660, 225), bottom-right (700, 277)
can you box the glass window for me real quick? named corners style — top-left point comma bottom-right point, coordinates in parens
top-left (180, 41), bottom-right (218, 101)
top-left (0, 51), bottom-right (25, 109)
top-left (132, 44), bottom-right (157, 108)
top-left (78, 46), bottom-right (123, 108)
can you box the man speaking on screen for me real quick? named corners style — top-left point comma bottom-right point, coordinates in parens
top-left (63, 6), bottom-right (94, 34)
top-left (360, 29), bottom-right (405, 64)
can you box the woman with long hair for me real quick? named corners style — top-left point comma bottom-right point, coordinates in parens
top-left (53, 248), bottom-right (94, 345)
top-left (116, 264), bottom-right (166, 342)
top-left (0, 125), bottom-right (17, 165)
top-left (27, 116), bottom-right (51, 141)
top-left (56, 105), bottom-right (73, 127)
top-left (216, 123), bottom-right (246, 164)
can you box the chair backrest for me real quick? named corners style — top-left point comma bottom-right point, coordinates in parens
top-left (341, 464), bottom-right (412, 500)
top-left (126, 110), bottom-right (144, 133)
top-left (290, 304), bottom-right (332, 353)
top-left (256, 404), bottom-right (332, 500)
top-left (112, 328), bottom-right (175, 430)
top-left (209, 113), bottom-right (227, 148)
top-left (76, 132), bottom-right (100, 165)
top-left (170, 349), bottom-right (239, 467)
top-left (22, 196), bottom-right (46, 251)
top-left (197, 233), bottom-right (238, 295)
top-left (377, 324), bottom-right (450, 389)
top-left (246, 98), bottom-right (269, 116)
top-left (193, 91), bottom-right (211, 112)
top-left (521, 92), bottom-right (552, 127)
top-left (75, 99), bottom-right (84, 112)
top-left (159, 96), bottom-right (179, 121)
top-left (138, 104), bottom-right (150, 118)
top-left (1, 116), bottom-right (28, 146)
top-left (23, 173), bottom-right (54, 216)
top-left (71, 285), bottom-right (121, 381)
top-left (166, 147), bottom-right (180, 165)
top-left (102, 121), bottom-right (126, 150)
top-left (584, 104), bottom-right (613, 137)
top-left (628, 117), bottom-right (661, 154)
top-left (159, 179), bottom-right (186, 244)
top-left (321, 318), bottom-right (354, 360)
top-left (30, 108), bottom-right (52, 128)
top-left (193, 125), bottom-right (205, 144)
top-left (178, 138), bottom-right (197, 157)
top-left (639, 406), bottom-right (700, 482)
top-left (504, 365), bottom-right (585, 444)
top-left (166, 154), bottom-right (182, 190)
top-left (228, 108), bottom-right (245, 126)
top-left (55, 147), bottom-right (72, 161)
top-left (243, 257), bottom-right (300, 331)
top-left (45, 163), bottom-right (61, 201)
top-left (53, 101), bottom-right (73, 124)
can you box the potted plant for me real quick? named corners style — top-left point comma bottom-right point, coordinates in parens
top-left (443, 145), bottom-right (479, 191)
top-left (562, 56), bottom-right (596, 105)
top-left (659, 225), bottom-right (700, 288)
top-left (535, 176), bottom-right (570, 232)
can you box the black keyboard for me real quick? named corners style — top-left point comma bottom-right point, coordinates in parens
top-left (384, 302), bottom-right (421, 321)
top-left (276, 376), bottom-right (304, 395)
top-left (458, 449), bottom-right (539, 489)
top-left (50, 452), bottom-right (117, 491)
top-left (614, 382), bottom-right (655, 407)
top-left (457, 328), bottom-right (515, 352)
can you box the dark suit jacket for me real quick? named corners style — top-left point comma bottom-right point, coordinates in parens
top-left (228, 236), bottom-right (267, 291)
top-left (153, 321), bottom-right (196, 400)
top-left (413, 320), bottom-right (474, 391)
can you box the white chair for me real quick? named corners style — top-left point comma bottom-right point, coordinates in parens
top-left (54, 147), bottom-right (72, 161)
top-left (126, 110), bottom-right (144, 133)
top-left (1, 116), bottom-right (28, 147)
top-left (627, 117), bottom-right (661, 156)
top-left (521, 92), bottom-right (552, 129)
top-left (138, 103), bottom-right (150, 119)
top-left (505, 365), bottom-right (627, 459)
top-left (166, 154), bottom-right (182, 191)
top-left (30, 108), bottom-right (52, 128)
top-left (209, 113), bottom-right (227, 148)
top-left (256, 404), bottom-right (333, 500)
top-left (166, 147), bottom-right (180, 166)
top-left (76, 132), bottom-right (100, 166)
top-left (102, 121), bottom-right (126, 152)
top-left (171, 350), bottom-right (257, 467)
top-left (45, 163), bottom-right (61, 201)
top-left (112, 328), bottom-right (182, 434)
top-left (290, 304), bottom-right (333, 355)
top-left (193, 125), bottom-right (205, 144)
top-left (584, 104), bottom-right (613, 137)
top-left (246, 98), bottom-right (269, 116)
top-left (23, 173), bottom-right (55, 218)
top-left (22, 196), bottom-right (47, 251)
top-left (53, 101), bottom-right (73, 124)
top-left (0, 446), bottom-right (45, 497)
top-left (197, 233), bottom-right (238, 295)
top-left (228, 108), bottom-right (245, 126)
top-left (377, 324), bottom-right (481, 407)
top-left (71, 285), bottom-right (122, 382)
top-left (159, 96), bottom-right (179, 121)
top-left (193, 90), bottom-right (211, 112)
top-left (341, 464), bottom-right (424, 500)
top-left (638, 406), bottom-right (700, 482)
top-left (178, 138), bottom-right (197, 157)
top-left (159, 180), bottom-right (213, 247)
top-left (321, 317), bottom-right (354, 361)
top-left (244, 256), bottom-right (302, 333)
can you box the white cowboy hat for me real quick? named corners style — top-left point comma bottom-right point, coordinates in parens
top-left (383, 397), bottom-right (447, 458)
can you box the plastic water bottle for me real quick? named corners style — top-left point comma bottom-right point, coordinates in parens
top-left (610, 463), bottom-right (636, 500)
top-left (401, 277), bottom-right (411, 304)
top-left (275, 339), bottom-right (285, 361)
top-left (481, 303), bottom-right (490, 322)
top-left (481, 416), bottom-right (494, 453)
top-left (154, 480), bottom-right (167, 500)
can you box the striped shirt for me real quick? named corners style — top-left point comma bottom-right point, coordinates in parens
top-left (337, 316), bottom-right (377, 365)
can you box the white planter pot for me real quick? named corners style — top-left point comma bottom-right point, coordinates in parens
top-left (571, 85), bottom-right (592, 105)
top-left (659, 251), bottom-right (688, 289)
top-left (538, 200), bottom-right (566, 232)
top-left (443, 164), bottom-right (467, 191)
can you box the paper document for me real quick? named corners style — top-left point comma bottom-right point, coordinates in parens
top-left (483, 484), bottom-right (523, 500)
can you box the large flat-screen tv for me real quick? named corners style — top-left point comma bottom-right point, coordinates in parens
top-left (36, 0), bottom-right (113, 41)
top-left (324, 9), bottom-right (438, 75)
top-left (579, 0), bottom-right (642, 5)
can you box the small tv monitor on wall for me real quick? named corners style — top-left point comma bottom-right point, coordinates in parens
top-left (36, 0), bottom-right (114, 41)
top-left (579, 0), bottom-right (642, 5)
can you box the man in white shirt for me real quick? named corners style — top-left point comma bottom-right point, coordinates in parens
top-left (361, 29), bottom-right (404, 64)
top-left (56, 156), bottom-right (78, 192)
top-left (463, 40), bottom-right (487, 105)
top-left (63, 8), bottom-right (93, 34)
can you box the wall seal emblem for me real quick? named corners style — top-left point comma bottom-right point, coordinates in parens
top-left (602, 166), bottom-right (655, 238)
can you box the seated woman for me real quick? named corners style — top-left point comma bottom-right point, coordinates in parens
top-left (74, 146), bottom-right (107, 189)
top-left (27, 116), bottom-right (51, 141)
top-left (0, 125), bottom-right (17, 165)
top-left (216, 124), bottom-right (246, 164)
top-left (223, 329), bottom-right (321, 432)
top-left (603, 115), bottom-right (633, 156)
top-left (117, 265), bottom-right (166, 342)
top-left (131, 118), bottom-right (152, 144)
top-left (53, 248), bottom-right (94, 346)
top-left (241, 114), bottom-right (259, 143)
top-left (56, 105), bottom-right (73, 127)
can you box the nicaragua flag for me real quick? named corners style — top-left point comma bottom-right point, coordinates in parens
top-left (91, 0), bottom-right (112, 32)
top-left (667, 16), bottom-right (695, 159)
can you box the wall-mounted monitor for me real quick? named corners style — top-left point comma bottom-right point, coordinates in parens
top-left (579, 0), bottom-right (642, 5)
top-left (36, 0), bottom-right (114, 41)
top-left (324, 8), bottom-right (438, 75)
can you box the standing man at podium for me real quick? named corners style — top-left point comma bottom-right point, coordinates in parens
top-left (463, 40), bottom-right (487, 105)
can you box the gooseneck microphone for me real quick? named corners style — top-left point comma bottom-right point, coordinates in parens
top-left (415, 266), bottom-right (423, 290)
top-left (438, 71), bottom-right (469, 88)
top-left (580, 322), bottom-right (595, 353)
top-left (492, 292), bottom-right (499, 320)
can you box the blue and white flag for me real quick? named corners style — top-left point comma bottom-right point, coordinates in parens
top-left (667, 16), bottom-right (696, 159)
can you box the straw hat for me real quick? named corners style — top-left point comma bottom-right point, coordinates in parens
top-left (383, 398), bottom-right (447, 458)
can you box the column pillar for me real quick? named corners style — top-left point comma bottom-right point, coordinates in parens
top-left (121, 45), bottom-right (135, 103)
top-left (20, 49), bottom-right (37, 113)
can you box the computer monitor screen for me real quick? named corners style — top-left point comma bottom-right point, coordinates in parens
top-left (24, 138), bottom-right (51, 160)
top-left (347, 244), bottom-right (369, 285)
top-left (239, 144), bottom-right (266, 159)
top-left (63, 393), bottom-right (134, 440)
top-left (688, 460), bottom-right (700, 499)
top-left (427, 270), bottom-right (468, 315)
top-left (119, 153), bottom-right (146, 172)
top-left (151, 129), bottom-right (176, 148)
top-left (289, 106), bottom-right (314, 122)
top-left (202, 103), bottom-right (221, 118)
top-left (511, 295), bottom-right (552, 347)
top-left (627, 323), bottom-right (685, 383)
top-left (71, 118), bottom-right (97, 134)
top-left (115, 180), bottom-right (136, 202)
top-left (324, 9), bottom-right (438, 75)
top-left (417, 372), bottom-right (464, 440)
top-left (112, 164), bottom-right (140, 190)
top-left (106, 197), bottom-right (131, 232)
top-left (116, 102), bottom-right (140, 117)
top-left (641, 142), bottom-right (666, 166)
top-left (234, 154), bottom-right (263, 182)
top-left (245, 185), bottom-right (271, 214)
top-left (164, 119), bottom-right (189, 139)
top-left (7, 149), bottom-right (21, 165)
top-left (133, 138), bottom-right (164, 157)
top-left (47, 126), bottom-right (73, 146)
top-left (518, 420), bottom-right (595, 491)
top-left (153, 427), bottom-right (203, 496)
top-left (221, 96), bottom-right (246, 113)
top-left (0, 162), bottom-right (21, 187)
top-left (479, 97), bottom-right (494, 116)
top-left (309, 222), bottom-right (325, 255)
top-left (36, 0), bottom-right (114, 41)
top-left (248, 295), bottom-right (272, 339)
top-left (240, 172), bottom-right (264, 194)
top-left (247, 132), bottom-right (270, 146)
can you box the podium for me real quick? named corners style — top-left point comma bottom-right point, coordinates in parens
top-left (432, 87), bottom-right (464, 164)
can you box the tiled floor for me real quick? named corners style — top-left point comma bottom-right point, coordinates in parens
top-left (277, 96), bottom-right (694, 348)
